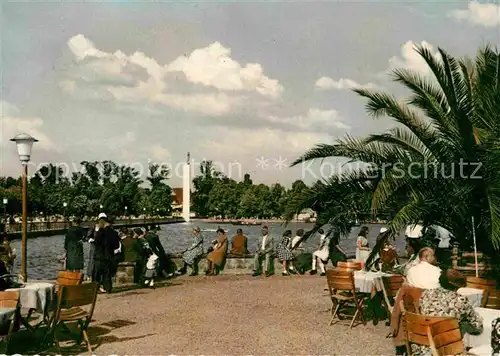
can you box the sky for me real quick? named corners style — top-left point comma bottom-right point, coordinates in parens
top-left (0, 0), bottom-right (499, 188)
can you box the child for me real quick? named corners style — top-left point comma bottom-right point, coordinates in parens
top-left (144, 253), bottom-right (158, 288)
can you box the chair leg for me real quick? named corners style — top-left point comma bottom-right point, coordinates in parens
top-left (329, 303), bottom-right (341, 325)
top-left (82, 330), bottom-right (92, 355)
top-left (349, 308), bottom-right (360, 329)
top-left (356, 297), bottom-right (367, 325)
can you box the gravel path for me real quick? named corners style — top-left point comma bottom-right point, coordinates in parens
top-left (68, 275), bottom-right (394, 355)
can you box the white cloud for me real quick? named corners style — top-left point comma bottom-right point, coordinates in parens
top-left (0, 101), bottom-right (57, 151)
top-left (388, 40), bottom-right (440, 74)
top-left (449, 1), bottom-right (500, 27)
top-left (200, 126), bottom-right (329, 160)
top-left (267, 108), bottom-right (350, 131)
top-left (146, 144), bottom-right (171, 163)
top-left (315, 76), bottom-right (379, 91)
top-left (167, 42), bottom-right (283, 99)
top-left (64, 35), bottom-right (283, 116)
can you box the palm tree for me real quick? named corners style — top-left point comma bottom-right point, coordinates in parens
top-left (287, 44), bottom-right (500, 253)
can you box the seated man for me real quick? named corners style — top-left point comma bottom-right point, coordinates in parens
top-left (230, 229), bottom-right (249, 256)
top-left (253, 226), bottom-right (274, 277)
top-left (310, 229), bottom-right (328, 276)
top-left (413, 269), bottom-right (483, 355)
top-left (407, 247), bottom-right (441, 289)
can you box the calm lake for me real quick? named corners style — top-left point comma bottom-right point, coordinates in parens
top-left (11, 221), bottom-right (407, 280)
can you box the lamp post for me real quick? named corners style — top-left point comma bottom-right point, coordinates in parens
top-left (124, 206), bottom-right (128, 225)
top-left (2, 198), bottom-right (7, 227)
top-left (63, 202), bottom-right (68, 227)
top-left (10, 133), bottom-right (38, 283)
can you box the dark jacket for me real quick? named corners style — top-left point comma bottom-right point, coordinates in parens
top-left (65, 226), bottom-right (85, 270)
top-left (94, 226), bottom-right (120, 262)
top-left (146, 232), bottom-right (175, 274)
top-left (122, 237), bottom-right (142, 262)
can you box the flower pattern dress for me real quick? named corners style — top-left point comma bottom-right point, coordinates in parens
top-left (411, 288), bottom-right (483, 355)
top-left (493, 317), bottom-right (500, 356)
top-left (183, 233), bottom-right (204, 265)
top-left (276, 236), bottom-right (294, 261)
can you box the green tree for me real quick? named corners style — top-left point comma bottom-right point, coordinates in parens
top-left (288, 44), bottom-right (500, 252)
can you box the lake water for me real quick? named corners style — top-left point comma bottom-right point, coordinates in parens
top-left (11, 221), bottom-right (407, 280)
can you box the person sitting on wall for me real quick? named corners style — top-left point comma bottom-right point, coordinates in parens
top-left (230, 229), bottom-right (249, 256)
top-left (252, 226), bottom-right (274, 277)
top-left (205, 228), bottom-right (228, 276)
top-left (176, 227), bottom-right (204, 276)
top-left (310, 229), bottom-right (329, 276)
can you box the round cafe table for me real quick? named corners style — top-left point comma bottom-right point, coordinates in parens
top-left (354, 270), bottom-right (389, 294)
top-left (457, 287), bottom-right (484, 308)
top-left (6, 282), bottom-right (56, 330)
top-left (6, 282), bottom-right (56, 313)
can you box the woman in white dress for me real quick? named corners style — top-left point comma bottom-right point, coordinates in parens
top-left (356, 226), bottom-right (371, 262)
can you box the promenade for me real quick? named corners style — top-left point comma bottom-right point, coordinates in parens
top-left (39, 275), bottom-right (392, 354)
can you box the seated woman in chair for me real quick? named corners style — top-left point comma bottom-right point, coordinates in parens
top-left (205, 228), bottom-right (228, 276)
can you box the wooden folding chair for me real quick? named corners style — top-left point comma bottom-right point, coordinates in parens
top-left (337, 261), bottom-right (362, 270)
top-left (481, 289), bottom-right (500, 309)
top-left (427, 318), bottom-right (464, 356)
top-left (56, 271), bottom-right (83, 288)
top-left (0, 291), bottom-right (20, 354)
top-left (401, 310), bottom-right (456, 356)
top-left (45, 283), bottom-right (99, 355)
top-left (381, 275), bottom-right (404, 314)
top-left (326, 269), bottom-right (366, 328)
top-left (465, 276), bottom-right (496, 290)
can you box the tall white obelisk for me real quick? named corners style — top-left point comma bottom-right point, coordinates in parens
top-left (182, 152), bottom-right (191, 222)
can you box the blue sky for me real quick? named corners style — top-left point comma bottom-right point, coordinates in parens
top-left (0, 0), bottom-right (499, 187)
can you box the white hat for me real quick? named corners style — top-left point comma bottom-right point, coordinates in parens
top-left (98, 212), bottom-right (107, 219)
top-left (405, 224), bottom-right (423, 238)
top-left (380, 227), bottom-right (388, 233)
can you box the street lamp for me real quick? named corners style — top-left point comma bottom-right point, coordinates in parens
top-left (63, 202), bottom-right (68, 226)
top-left (10, 133), bottom-right (38, 282)
top-left (2, 198), bottom-right (7, 233)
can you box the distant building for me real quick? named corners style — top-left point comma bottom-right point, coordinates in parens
top-left (293, 208), bottom-right (316, 221)
top-left (171, 188), bottom-right (195, 217)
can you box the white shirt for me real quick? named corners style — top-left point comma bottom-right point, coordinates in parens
top-left (405, 224), bottom-right (424, 238)
top-left (434, 225), bottom-right (452, 248)
top-left (261, 235), bottom-right (268, 250)
top-left (406, 261), bottom-right (441, 289)
top-left (291, 236), bottom-right (303, 249)
top-left (318, 235), bottom-right (328, 252)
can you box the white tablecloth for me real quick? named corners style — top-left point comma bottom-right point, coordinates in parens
top-left (354, 271), bottom-right (391, 294)
top-left (465, 307), bottom-right (500, 349)
top-left (458, 287), bottom-right (484, 308)
top-left (6, 282), bottom-right (56, 313)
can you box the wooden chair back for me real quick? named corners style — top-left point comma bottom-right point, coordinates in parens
top-left (53, 283), bottom-right (99, 323)
top-left (428, 318), bottom-right (464, 356)
top-left (337, 261), bottom-right (362, 270)
top-left (326, 269), bottom-right (356, 294)
top-left (404, 312), bottom-right (455, 350)
top-left (482, 289), bottom-right (500, 309)
top-left (465, 276), bottom-right (496, 290)
top-left (0, 291), bottom-right (19, 309)
top-left (56, 271), bottom-right (83, 286)
top-left (381, 275), bottom-right (404, 312)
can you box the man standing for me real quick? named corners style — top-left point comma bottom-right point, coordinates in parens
top-left (230, 229), bottom-right (249, 256)
top-left (252, 226), bottom-right (274, 277)
top-left (86, 212), bottom-right (107, 281)
top-left (93, 215), bottom-right (120, 293)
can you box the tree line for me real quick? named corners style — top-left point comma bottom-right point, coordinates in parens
top-left (0, 161), bottom-right (172, 219)
top-left (192, 161), bottom-right (308, 219)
